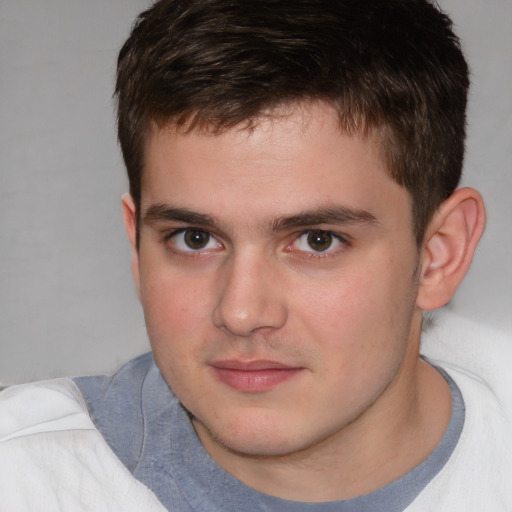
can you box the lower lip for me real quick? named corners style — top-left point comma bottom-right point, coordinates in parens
top-left (211, 367), bottom-right (302, 392)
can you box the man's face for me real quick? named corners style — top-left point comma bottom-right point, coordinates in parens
top-left (130, 102), bottom-right (423, 458)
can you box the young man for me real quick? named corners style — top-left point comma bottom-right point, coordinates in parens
top-left (0, 0), bottom-right (510, 510)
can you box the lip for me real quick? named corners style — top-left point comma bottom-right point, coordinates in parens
top-left (210, 360), bottom-right (303, 392)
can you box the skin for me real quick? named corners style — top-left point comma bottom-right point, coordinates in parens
top-left (123, 102), bottom-right (454, 501)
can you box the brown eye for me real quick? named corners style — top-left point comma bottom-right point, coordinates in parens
top-left (183, 229), bottom-right (210, 249)
top-left (306, 230), bottom-right (333, 251)
top-left (291, 230), bottom-right (346, 256)
top-left (168, 228), bottom-right (220, 253)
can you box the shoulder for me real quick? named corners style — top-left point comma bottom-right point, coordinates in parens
top-left (72, 351), bottom-right (160, 427)
top-left (0, 378), bottom-right (94, 442)
top-left (421, 309), bottom-right (512, 410)
top-left (0, 378), bottom-right (166, 512)
top-left (416, 310), bottom-right (512, 510)
top-left (72, 352), bottom-right (176, 473)
top-left (73, 351), bottom-right (156, 401)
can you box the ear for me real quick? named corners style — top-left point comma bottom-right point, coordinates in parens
top-left (416, 187), bottom-right (486, 311)
top-left (121, 193), bottom-right (141, 301)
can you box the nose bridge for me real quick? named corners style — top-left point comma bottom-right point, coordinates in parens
top-left (212, 248), bottom-right (287, 337)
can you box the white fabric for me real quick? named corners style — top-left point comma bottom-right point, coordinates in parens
top-left (0, 378), bottom-right (166, 512)
top-left (406, 311), bottom-right (512, 511)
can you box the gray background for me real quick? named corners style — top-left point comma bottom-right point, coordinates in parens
top-left (1, 1), bottom-right (511, 384)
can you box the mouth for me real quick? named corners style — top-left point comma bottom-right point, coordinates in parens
top-left (209, 360), bottom-right (304, 392)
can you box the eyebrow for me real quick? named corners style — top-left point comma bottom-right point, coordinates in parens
top-left (143, 204), bottom-right (217, 228)
top-left (271, 206), bottom-right (378, 231)
top-left (142, 203), bottom-right (378, 231)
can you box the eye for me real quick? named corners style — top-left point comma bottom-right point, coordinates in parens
top-left (293, 230), bottom-right (346, 253)
top-left (169, 229), bottom-right (221, 252)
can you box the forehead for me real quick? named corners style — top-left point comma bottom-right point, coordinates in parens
top-left (144, 101), bottom-right (383, 171)
top-left (140, 102), bottom-right (408, 229)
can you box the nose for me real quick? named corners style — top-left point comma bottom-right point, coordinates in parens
top-left (212, 251), bottom-right (288, 337)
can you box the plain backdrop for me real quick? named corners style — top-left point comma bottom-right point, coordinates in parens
top-left (1, 0), bottom-right (511, 384)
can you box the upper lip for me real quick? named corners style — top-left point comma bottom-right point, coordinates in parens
top-left (210, 360), bottom-right (299, 371)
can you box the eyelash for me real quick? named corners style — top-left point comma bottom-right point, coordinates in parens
top-left (160, 228), bottom-right (350, 258)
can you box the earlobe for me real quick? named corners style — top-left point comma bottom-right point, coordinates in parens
top-left (416, 187), bottom-right (486, 311)
top-left (121, 193), bottom-right (142, 300)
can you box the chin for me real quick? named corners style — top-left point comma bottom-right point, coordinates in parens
top-left (194, 412), bottom-right (306, 458)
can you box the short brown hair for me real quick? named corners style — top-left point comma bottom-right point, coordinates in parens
top-left (115, 0), bottom-right (469, 244)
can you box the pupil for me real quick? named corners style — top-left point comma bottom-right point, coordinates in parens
top-left (307, 231), bottom-right (332, 251)
top-left (184, 230), bottom-right (209, 249)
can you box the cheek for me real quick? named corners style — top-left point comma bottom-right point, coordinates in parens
top-left (139, 266), bottom-right (211, 353)
top-left (295, 264), bottom-right (388, 330)
top-left (139, 272), bottom-right (213, 399)
top-left (294, 253), bottom-right (416, 360)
